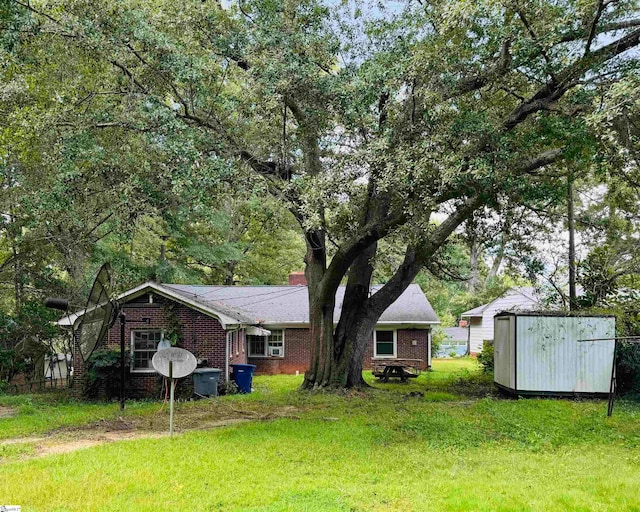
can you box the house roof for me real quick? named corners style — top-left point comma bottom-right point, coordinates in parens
top-left (443, 327), bottom-right (468, 342)
top-left (460, 287), bottom-right (541, 318)
top-left (59, 282), bottom-right (439, 329)
top-left (57, 281), bottom-right (256, 330)
top-left (460, 303), bottom-right (487, 318)
top-left (165, 283), bottom-right (439, 325)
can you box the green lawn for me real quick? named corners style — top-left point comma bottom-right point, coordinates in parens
top-left (2, 358), bottom-right (640, 511)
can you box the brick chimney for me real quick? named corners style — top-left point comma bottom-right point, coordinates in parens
top-left (289, 272), bottom-right (307, 286)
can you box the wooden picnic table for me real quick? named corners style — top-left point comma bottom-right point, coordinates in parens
top-left (372, 359), bottom-right (422, 383)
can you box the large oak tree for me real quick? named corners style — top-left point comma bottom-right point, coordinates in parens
top-left (7, 0), bottom-right (640, 387)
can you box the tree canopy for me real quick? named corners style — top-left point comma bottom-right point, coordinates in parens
top-left (2, 0), bottom-right (640, 388)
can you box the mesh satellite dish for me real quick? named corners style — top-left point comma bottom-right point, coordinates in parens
top-left (46, 262), bottom-right (126, 410)
top-left (152, 347), bottom-right (198, 436)
top-left (76, 263), bottom-right (117, 362)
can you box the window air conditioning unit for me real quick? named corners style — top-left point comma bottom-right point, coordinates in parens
top-left (269, 347), bottom-right (282, 357)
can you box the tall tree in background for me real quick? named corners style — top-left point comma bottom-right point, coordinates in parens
top-left (0, 2), bottom-right (305, 304)
top-left (5, 0), bottom-right (640, 388)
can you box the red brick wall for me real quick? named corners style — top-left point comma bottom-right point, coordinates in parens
top-left (362, 329), bottom-right (430, 370)
top-left (249, 328), bottom-right (310, 375)
top-left (250, 327), bottom-right (431, 375)
top-left (398, 329), bottom-right (430, 368)
top-left (72, 296), bottom-right (227, 399)
top-left (229, 329), bottom-right (248, 366)
top-left (70, 290), bottom-right (432, 397)
top-left (288, 272), bottom-right (307, 286)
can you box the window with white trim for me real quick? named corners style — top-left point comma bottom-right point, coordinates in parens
top-left (374, 330), bottom-right (396, 358)
top-left (131, 330), bottom-right (163, 371)
top-left (227, 330), bottom-right (246, 359)
top-left (248, 329), bottom-right (284, 357)
top-left (227, 330), bottom-right (237, 360)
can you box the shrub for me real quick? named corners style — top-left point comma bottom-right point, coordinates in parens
top-left (431, 327), bottom-right (445, 357)
top-left (617, 342), bottom-right (640, 396)
top-left (477, 340), bottom-right (494, 374)
top-left (451, 370), bottom-right (495, 397)
top-left (84, 350), bottom-right (130, 399)
top-left (218, 379), bottom-right (238, 396)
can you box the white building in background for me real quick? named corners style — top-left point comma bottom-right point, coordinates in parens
top-left (44, 353), bottom-right (71, 381)
top-left (460, 287), bottom-right (542, 355)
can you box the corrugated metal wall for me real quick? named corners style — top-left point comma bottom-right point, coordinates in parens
top-left (574, 317), bottom-right (615, 393)
top-left (494, 316), bottom-right (514, 388)
top-left (513, 316), bottom-right (614, 394)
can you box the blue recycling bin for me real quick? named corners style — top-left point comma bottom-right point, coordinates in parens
top-left (231, 364), bottom-right (256, 394)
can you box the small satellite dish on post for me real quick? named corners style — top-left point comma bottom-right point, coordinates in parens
top-left (152, 347), bottom-right (197, 436)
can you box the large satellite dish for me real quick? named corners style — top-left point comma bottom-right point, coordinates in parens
top-left (46, 262), bottom-right (127, 410)
top-left (76, 263), bottom-right (117, 362)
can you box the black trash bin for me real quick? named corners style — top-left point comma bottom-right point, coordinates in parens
top-left (192, 368), bottom-right (222, 397)
top-left (230, 364), bottom-right (256, 393)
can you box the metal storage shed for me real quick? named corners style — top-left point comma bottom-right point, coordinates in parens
top-left (493, 312), bottom-right (615, 396)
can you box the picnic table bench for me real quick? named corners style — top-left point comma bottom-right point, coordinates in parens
top-left (372, 359), bottom-right (423, 383)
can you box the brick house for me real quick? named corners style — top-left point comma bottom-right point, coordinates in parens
top-left (63, 276), bottom-right (439, 398)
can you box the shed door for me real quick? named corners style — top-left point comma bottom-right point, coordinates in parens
top-left (494, 317), bottom-right (513, 388)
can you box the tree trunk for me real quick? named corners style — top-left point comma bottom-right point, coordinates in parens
top-left (224, 261), bottom-right (236, 285)
top-left (468, 240), bottom-right (480, 293)
top-left (303, 196), bottom-right (483, 390)
top-left (332, 244), bottom-right (378, 388)
top-left (568, 174), bottom-right (577, 310)
top-left (487, 236), bottom-right (504, 282)
top-left (302, 228), bottom-right (336, 389)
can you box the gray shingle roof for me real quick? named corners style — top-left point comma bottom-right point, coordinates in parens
top-left (460, 286), bottom-right (542, 318)
top-left (443, 327), bottom-right (468, 342)
top-left (460, 303), bottom-right (487, 318)
top-left (164, 283), bottom-right (439, 325)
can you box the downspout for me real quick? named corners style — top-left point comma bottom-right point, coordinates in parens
top-left (224, 330), bottom-right (229, 383)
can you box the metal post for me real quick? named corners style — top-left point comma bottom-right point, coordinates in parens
top-left (607, 340), bottom-right (618, 417)
top-left (120, 311), bottom-right (126, 411)
top-left (169, 360), bottom-right (174, 437)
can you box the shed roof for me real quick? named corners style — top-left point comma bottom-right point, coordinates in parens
top-left (495, 311), bottom-right (615, 318)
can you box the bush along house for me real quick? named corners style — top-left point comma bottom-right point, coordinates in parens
top-left (61, 274), bottom-right (439, 398)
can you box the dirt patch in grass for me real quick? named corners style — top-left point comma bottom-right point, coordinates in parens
top-left (0, 406), bottom-right (16, 418)
top-left (1, 403), bottom-right (303, 462)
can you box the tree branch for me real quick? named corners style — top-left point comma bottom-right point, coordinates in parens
top-left (585, 0), bottom-right (606, 54)
top-left (367, 194), bottom-right (484, 316)
top-left (443, 39), bottom-right (512, 99)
